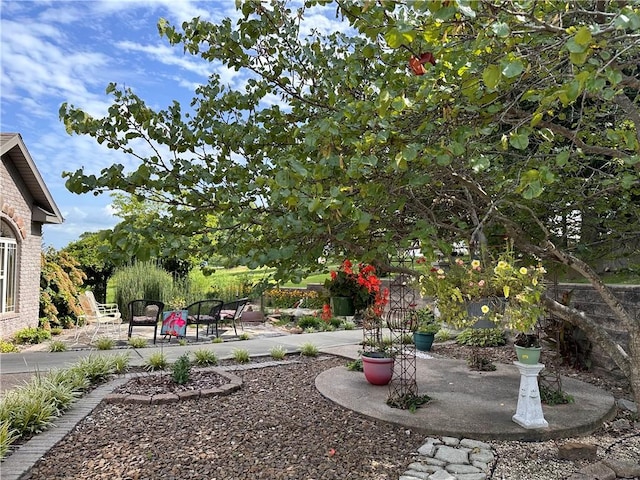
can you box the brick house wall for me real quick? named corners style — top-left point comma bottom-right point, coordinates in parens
top-left (1, 134), bottom-right (63, 340)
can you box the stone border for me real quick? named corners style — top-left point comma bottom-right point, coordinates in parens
top-left (103, 367), bottom-right (242, 405)
top-left (101, 360), bottom-right (306, 405)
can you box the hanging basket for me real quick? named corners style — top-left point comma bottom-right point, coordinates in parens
top-left (466, 297), bottom-right (506, 329)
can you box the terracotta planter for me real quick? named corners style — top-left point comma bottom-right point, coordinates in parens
top-left (362, 354), bottom-right (394, 385)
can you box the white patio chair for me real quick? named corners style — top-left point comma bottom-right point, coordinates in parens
top-left (76, 292), bottom-right (122, 342)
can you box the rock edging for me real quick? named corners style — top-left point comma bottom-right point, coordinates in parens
top-left (103, 367), bottom-right (242, 405)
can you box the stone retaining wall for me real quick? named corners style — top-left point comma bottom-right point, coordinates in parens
top-left (549, 283), bottom-right (639, 379)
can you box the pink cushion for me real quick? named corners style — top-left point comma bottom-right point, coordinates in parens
top-left (220, 309), bottom-right (236, 319)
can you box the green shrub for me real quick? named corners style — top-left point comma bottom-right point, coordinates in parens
top-left (172, 354), bottom-right (191, 385)
top-left (193, 349), bottom-right (218, 366)
top-left (145, 352), bottom-right (168, 371)
top-left (0, 353), bottom-right (129, 459)
top-left (13, 327), bottom-right (51, 345)
top-left (0, 340), bottom-right (18, 353)
top-left (212, 337), bottom-right (224, 343)
top-left (70, 354), bottom-right (117, 382)
top-left (0, 421), bottom-right (18, 459)
top-left (456, 328), bottom-right (506, 347)
top-left (341, 320), bottom-right (357, 330)
top-left (46, 368), bottom-right (91, 393)
top-left (329, 317), bottom-right (342, 328)
top-left (297, 316), bottom-right (323, 330)
top-left (50, 327), bottom-right (64, 336)
top-left (206, 269), bottom-right (255, 302)
top-left (540, 384), bottom-right (574, 405)
top-left (238, 332), bottom-right (251, 340)
top-left (113, 262), bottom-right (174, 321)
top-left (434, 330), bottom-right (453, 343)
top-left (232, 348), bottom-right (250, 364)
top-left (178, 338), bottom-right (188, 346)
top-left (299, 342), bottom-right (319, 357)
top-left (49, 340), bottom-right (67, 352)
top-left (401, 333), bottom-right (414, 345)
top-left (269, 346), bottom-right (287, 360)
top-left (110, 352), bottom-right (131, 374)
top-left (0, 389), bottom-right (57, 436)
top-left (23, 375), bottom-right (79, 413)
top-left (346, 358), bottom-right (363, 371)
top-left (127, 337), bottom-right (148, 348)
top-left (94, 337), bottom-right (115, 350)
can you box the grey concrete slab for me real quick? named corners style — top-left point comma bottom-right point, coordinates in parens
top-left (315, 353), bottom-right (617, 442)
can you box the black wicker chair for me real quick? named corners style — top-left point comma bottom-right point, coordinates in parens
top-left (213, 297), bottom-right (250, 337)
top-left (127, 299), bottom-right (164, 344)
top-left (185, 299), bottom-right (224, 340)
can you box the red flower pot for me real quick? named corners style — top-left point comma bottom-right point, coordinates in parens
top-left (362, 354), bottom-right (395, 385)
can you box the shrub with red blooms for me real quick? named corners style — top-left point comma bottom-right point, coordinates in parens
top-left (323, 260), bottom-right (389, 313)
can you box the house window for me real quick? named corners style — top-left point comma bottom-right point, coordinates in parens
top-left (0, 219), bottom-right (17, 314)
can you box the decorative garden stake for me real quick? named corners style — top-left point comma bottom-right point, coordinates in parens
top-left (512, 361), bottom-right (548, 429)
top-left (386, 250), bottom-right (425, 410)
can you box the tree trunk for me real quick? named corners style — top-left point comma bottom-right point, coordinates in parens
top-left (628, 324), bottom-right (640, 408)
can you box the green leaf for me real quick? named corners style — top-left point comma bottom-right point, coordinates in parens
top-left (362, 44), bottom-right (375, 59)
top-left (509, 131), bottom-right (529, 150)
top-left (470, 156), bottom-right (490, 172)
top-left (456, 0), bottom-right (476, 18)
top-left (491, 22), bottom-right (510, 37)
top-left (384, 28), bottom-right (415, 49)
top-left (517, 170), bottom-right (544, 199)
top-left (358, 212), bottom-right (372, 231)
top-left (619, 173), bottom-right (637, 189)
top-left (574, 26), bottom-right (592, 46)
top-left (569, 51), bottom-right (589, 66)
top-left (530, 112), bottom-right (543, 127)
top-left (555, 151), bottom-right (570, 167)
top-left (501, 59), bottom-right (524, 78)
top-left (436, 153), bottom-right (452, 166)
top-left (482, 65), bottom-right (501, 90)
top-left (565, 38), bottom-right (587, 53)
top-left (308, 198), bottom-right (322, 213)
top-left (395, 151), bottom-right (408, 170)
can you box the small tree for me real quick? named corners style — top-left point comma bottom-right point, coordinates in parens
top-left (59, 1), bottom-right (640, 404)
top-left (63, 231), bottom-right (115, 303)
top-left (40, 248), bottom-right (86, 328)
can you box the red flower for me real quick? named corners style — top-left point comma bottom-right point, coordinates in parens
top-left (321, 304), bottom-right (332, 322)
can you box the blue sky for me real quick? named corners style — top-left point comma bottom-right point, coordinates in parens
top-left (1, 0), bottom-right (346, 249)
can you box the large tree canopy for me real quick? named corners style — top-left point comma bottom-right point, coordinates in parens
top-left (60, 0), bottom-right (639, 402)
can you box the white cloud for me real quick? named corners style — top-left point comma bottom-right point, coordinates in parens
top-left (2, 0), bottom-right (352, 250)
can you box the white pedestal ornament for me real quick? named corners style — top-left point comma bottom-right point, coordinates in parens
top-left (512, 361), bottom-right (549, 429)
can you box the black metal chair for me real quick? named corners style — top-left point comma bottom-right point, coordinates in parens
top-left (185, 299), bottom-right (224, 340)
top-left (128, 299), bottom-right (164, 344)
top-left (214, 297), bottom-right (250, 337)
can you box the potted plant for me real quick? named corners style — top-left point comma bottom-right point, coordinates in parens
top-left (416, 243), bottom-right (547, 334)
top-left (513, 332), bottom-right (542, 364)
top-left (360, 306), bottom-right (394, 385)
top-left (323, 260), bottom-right (388, 316)
top-left (412, 307), bottom-right (440, 352)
